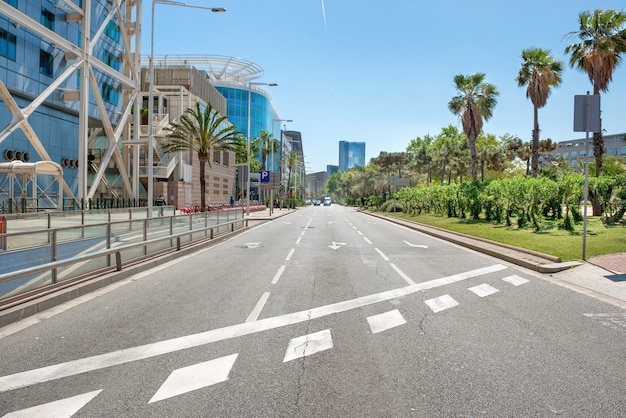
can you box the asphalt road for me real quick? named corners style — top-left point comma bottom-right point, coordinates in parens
top-left (0, 205), bottom-right (624, 417)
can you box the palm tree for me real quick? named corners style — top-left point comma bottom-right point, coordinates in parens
top-left (448, 73), bottom-right (499, 181)
top-left (163, 102), bottom-right (240, 211)
top-left (285, 150), bottom-right (299, 206)
top-left (257, 130), bottom-right (281, 171)
top-left (565, 9), bottom-right (626, 177)
top-left (516, 48), bottom-right (563, 177)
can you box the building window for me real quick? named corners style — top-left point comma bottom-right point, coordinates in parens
top-left (620, 146), bottom-right (626, 155)
top-left (39, 49), bottom-right (53, 76)
top-left (41, 8), bottom-right (55, 31)
top-left (213, 150), bottom-right (221, 164)
top-left (101, 83), bottom-right (119, 104)
top-left (105, 21), bottom-right (120, 42)
top-left (102, 50), bottom-right (120, 70)
top-left (609, 147), bottom-right (618, 155)
top-left (0, 29), bottom-right (16, 60)
top-left (4, 0), bottom-right (18, 7)
top-left (223, 151), bottom-right (230, 166)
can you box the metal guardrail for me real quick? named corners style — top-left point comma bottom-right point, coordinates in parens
top-left (0, 208), bottom-right (246, 305)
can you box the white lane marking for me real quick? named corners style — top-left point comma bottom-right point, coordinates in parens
top-left (367, 309), bottom-right (407, 334)
top-left (3, 389), bottom-right (102, 417)
top-left (283, 329), bottom-right (333, 363)
top-left (244, 242), bottom-right (262, 249)
top-left (149, 354), bottom-right (238, 403)
top-left (357, 230), bottom-right (363, 236)
top-left (296, 237), bottom-right (302, 245)
top-left (404, 240), bottom-right (428, 248)
top-left (389, 263), bottom-right (415, 286)
top-left (271, 265), bottom-right (286, 285)
top-left (363, 237), bottom-right (372, 245)
top-left (0, 264), bottom-right (506, 392)
top-left (425, 295), bottom-right (459, 313)
top-left (286, 248), bottom-right (295, 261)
top-left (468, 283), bottom-right (499, 297)
top-left (502, 275), bottom-right (529, 286)
top-left (374, 248), bottom-right (389, 261)
top-left (246, 292), bottom-right (270, 323)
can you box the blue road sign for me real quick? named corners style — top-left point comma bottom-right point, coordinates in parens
top-left (260, 170), bottom-right (270, 183)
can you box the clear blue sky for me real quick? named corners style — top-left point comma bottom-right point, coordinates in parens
top-left (146, 0), bottom-right (626, 173)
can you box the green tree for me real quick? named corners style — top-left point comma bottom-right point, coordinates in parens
top-left (565, 9), bottom-right (626, 177)
top-left (516, 48), bottom-right (563, 177)
top-left (163, 102), bottom-right (239, 211)
top-left (448, 73), bottom-right (499, 182)
top-left (255, 130), bottom-right (281, 171)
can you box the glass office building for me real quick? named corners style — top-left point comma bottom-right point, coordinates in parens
top-left (0, 0), bottom-right (138, 208)
top-left (338, 141), bottom-right (366, 171)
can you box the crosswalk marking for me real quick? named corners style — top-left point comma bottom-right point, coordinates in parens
top-left (367, 309), bottom-right (407, 334)
top-left (3, 390), bottom-right (102, 418)
top-left (502, 275), bottom-right (529, 286)
top-left (283, 329), bottom-right (333, 362)
top-left (149, 354), bottom-right (238, 403)
top-left (468, 283), bottom-right (499, 297)
top-left (425, 294), bottom-right (459, 313)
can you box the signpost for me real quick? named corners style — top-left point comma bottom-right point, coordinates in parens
top-left (573, 93), bottom-right (600, 260)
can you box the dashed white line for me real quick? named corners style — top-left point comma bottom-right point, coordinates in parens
top-left (425, 295), bottom-right (459, 313)
top-left (271, 266), bottom-right (286, 285)
top-left (246, 292), bottom-right (270, 322)
top-left (286, 248), bottom-right (295, 260)
top-left (363, 237), bottom-right (372, 245)
top-left (283, 329), bottom-right (333, 362)
top-left (375, 248), bottom-right (389, 261)
top-left (468, 283), bottom-right (499, 297)
top-left (367, 309), bottom-right (407, 334)
top-left (389, 263), bottom-right (416, 286)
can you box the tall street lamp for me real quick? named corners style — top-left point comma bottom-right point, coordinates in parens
top-left (148, 1), bottom-right (225, 208)
top-left (271, 119), bottom-right (292, 215)
top-left (246, 81), bottom-right (277, 215)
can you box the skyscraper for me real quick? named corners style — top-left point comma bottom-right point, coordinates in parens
top-left (338, 141), bottom-right (366, 171)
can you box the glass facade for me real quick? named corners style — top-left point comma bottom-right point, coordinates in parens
top-left (338, 141), bottom-right (366, 171)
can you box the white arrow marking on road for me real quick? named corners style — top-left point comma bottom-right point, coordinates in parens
top-left (404, 240), bottom-right (429, 248)
top-left (3, 390), bottom-right (102, 417)
top-left (328, 241), bottom-right (347, 250)
top-left (149, 354), bottom-right (238, 403)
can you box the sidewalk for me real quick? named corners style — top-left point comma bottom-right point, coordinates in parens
top-left (245, 206), bottom-right (297, 221)
top-left (365, 211), bottom-right (626, 309)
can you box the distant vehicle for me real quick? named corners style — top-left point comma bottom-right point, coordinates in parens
top-left (313, 199), bottom-right (321, 206)
top-left (323, 197), bottom-right (332, 206)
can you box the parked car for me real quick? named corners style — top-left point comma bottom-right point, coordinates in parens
top-left (313, 199), bottom-right (321, 206)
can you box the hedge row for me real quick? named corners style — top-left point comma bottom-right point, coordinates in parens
top-left (393, 174), bottom-right (626, 231)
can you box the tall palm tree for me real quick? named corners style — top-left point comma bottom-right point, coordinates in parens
top-left (257, 130), bottom-right (281, 171)
top-left (285, 150), bottom-right (299, 206)
top-left (516, 48), bottom-right (563, 177)
top-left (163, 102), bottom-right (240, 211)
top-left (565, 9), bottom-right (626, 177)
top-left (448, 73), bottom-right (499, 181)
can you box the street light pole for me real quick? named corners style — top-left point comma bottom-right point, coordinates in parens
top-left (148, 1), bottom-right (225, 209)
top-left (271, 119), bottom-right (292, 215)
top-left (246, 81), bottom-right (277, 216)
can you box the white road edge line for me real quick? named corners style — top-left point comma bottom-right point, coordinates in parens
top-left (0, 264), bottom-right (507, 392)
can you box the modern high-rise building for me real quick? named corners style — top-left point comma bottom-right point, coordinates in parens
top-left (338, 141), bottom-right (366, 171)
top-left (0, 2), bottom-right (294, 211)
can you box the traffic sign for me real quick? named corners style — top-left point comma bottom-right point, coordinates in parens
top-left (260, 170), bottom-right (270, 183)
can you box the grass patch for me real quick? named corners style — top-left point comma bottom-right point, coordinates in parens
top-left (386, 212), bottom-right (625, 261)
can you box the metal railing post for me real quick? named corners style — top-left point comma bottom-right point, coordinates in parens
top-left (51, 230), bottom-right (57, 283)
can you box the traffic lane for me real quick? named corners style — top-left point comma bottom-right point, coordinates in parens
top-left (1, 250), bottom-right (623, 415)
top-left (340, 207), bottom-right (508, 282)
top-left (0, 218), bottom-right (310, 375)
